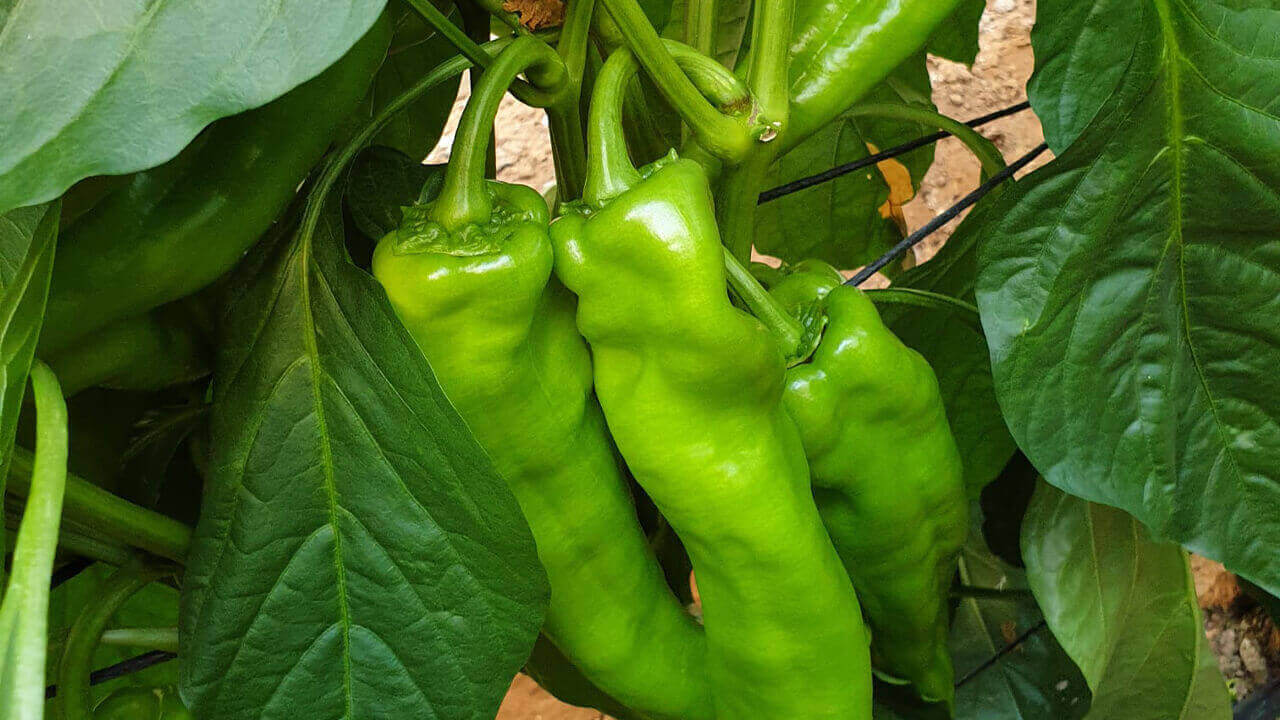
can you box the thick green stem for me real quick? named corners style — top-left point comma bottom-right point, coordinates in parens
top-left (601, 0), bottom-right (755, 161)
top-left (583, 49), bottom-right (644, 205)
top-left (7, 448), bottom-right (192, 562)
top-left (685, 0), bottom-right (718, 57)
top-left (101, 627), bottom-right (180, 654)
top-left (430, 38), bottom-right (565, 231)
top-left (845, 103), bottom-right (1007, 178)
top-left (55, 560), bottom-right (170, 720)
top-left (715, 0), bottom-right (792, 262)
top-left (723, 251), bottom-right (805, 353)
top-left (404, 0), bottom-right (493, 69)
top-left (863, 287), bottom-right (982, 332)
top-left (546, 0), bottom-right (596, 200)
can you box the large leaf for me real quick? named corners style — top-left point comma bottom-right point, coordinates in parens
top-left (1026, 0), bottom-right (1137, 152)
top-left (1021, 481), bottom-right (1231, 719)
top-left (0, 0), bottom-right (387, 215)
top-left (0, 204), bottom-right (59, 535)
top-left (879, 199), bottom-right (1018, 497)
top-left (974, 0), bottom-right (1280, 595)
top-left (951, 504), bottom-right (1090, 720)
top-left (757, 56), bottom-right (936, 269)
top-left (179, 197), bottom-right (547, 719)
top-left (0, 362), bottom-right (69, 720)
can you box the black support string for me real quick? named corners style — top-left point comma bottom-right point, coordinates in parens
top-left (847, 142), bottom-right (1050, 287)
top-left (758, 101), bottom-right (1032, 204)
top-left (45, 650), bottom-right (179, 699)
top-left (955, 619), bottom-right (1048, 688)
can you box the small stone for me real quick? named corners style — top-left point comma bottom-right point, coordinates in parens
top-left (1239, 637), bottom-right (1269, 682)
top-left (993, 0), bottom-right (1016, 12)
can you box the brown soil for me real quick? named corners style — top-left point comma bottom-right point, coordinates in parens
top-left (429, 0), bottom-right (1277, 714)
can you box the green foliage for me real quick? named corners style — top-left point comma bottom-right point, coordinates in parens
top-left (974, 0), bottom-right (1280, 596)
top-left (0, 0), bottom-right (387, 215)
top-left (927, 0), bottom-right (985, 65)
top-left (178, 198), bottom-right (548, 719)
top-left (756, 56), bottom-right (936, 269)
top-left (1022, 482), bottom-right (1232, 719)
top-left (951, 506), bottom-right (1091, 719)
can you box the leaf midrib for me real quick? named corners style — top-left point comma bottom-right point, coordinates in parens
top-left (299, 234), bottom-right (355, 719)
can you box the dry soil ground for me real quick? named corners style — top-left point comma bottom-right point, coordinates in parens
top-left (423, 0), bottom-right (1277, 715)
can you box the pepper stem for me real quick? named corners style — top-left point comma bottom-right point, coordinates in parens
top-left (584, 44), bottom-right (753, 206)
top-left (583, 48), bottom-right (644, 205)
top-left (430, 38), bottom-right (566, 231)
top-left (722, 251), bottom-right (807, 358)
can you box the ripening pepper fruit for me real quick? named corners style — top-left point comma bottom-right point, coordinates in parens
top-left (767, 260), bottom-right (968, 708)
top-left (372, 38), bottom-right (712, 720)
top-left (550, 47), bottom-right (872, 720)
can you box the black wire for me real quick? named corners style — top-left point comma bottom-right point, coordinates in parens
top-left (954, 619), bottom-right (1048, 688)
top-left (758, 101), bottom-right (1032, 204)
top-left (50, 556), bottom-right (95, 590)
top-left (847, 142), bottom-right (1050, 287)
top-left (45, 650), bottom-right (178, 699)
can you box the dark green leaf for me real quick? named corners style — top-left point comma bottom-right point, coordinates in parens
top-left (951, 505), bottom-right (1090, 719)
top-left (756, 56), bottom-right (935, 269)
top-left (345, 146), bottom-right (446, 242)
top-left (1022, 482), bottom-right (1231, 719)
top-left (341, 1), bottom-right (464, 161)
top-left (1025, 0), bottom-right (1138, 151)
top-left (0, 0), bottom-right (386, 215)
top-left (180, 197), bottom-right (548, 719)
top-left (927, 0), bottom-right (985, 65)
top-left (975, 0), bottom-right (1280, 596)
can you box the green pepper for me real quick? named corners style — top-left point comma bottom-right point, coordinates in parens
top-left (372, 38), bottom-right (711, 720)
top-left (45, 302), bottom-right (210, 397)
top-left (785, 0), bottom-right (964, 150)
top-left (92, 687), bottom-right (191, 720)
top-left (39, 16), bottom-right (392, 355)
top-left (768, 260), bottom-right (967, 708)
top-left (551, 47), bottom-right (872, 719)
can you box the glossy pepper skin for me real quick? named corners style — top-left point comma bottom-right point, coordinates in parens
top-left (93, 687), bottom-right (192, 720)
top-left (372, 38), bottom-right (710, 720)
top-left (769, 261), bottom-right (967, 708)
top-left (39, 16), bottom-right (391, 355)
top-left (785, 0), bottom-right (963, 150)
top-left (550, 49), bottom-right (871, 720)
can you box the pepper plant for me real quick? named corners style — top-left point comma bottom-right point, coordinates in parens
top-left (0, 0), bottom-right (1275, 718)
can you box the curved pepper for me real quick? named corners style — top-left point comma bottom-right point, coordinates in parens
top-left (551, 48), bottom-right (872, 720)
top-left (768, 260), bottom-right (967, 708)
top-left (372, 38), bottom-right (711, 720)
top-left (93, 687), bottom-right (192, 720)
top-left (39, 16), bottom-right (392, 355)
top-left (785, 0), bottom-right (963, 150)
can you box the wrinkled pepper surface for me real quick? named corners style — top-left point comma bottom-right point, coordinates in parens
top-left (551, 48), bottom-right (872, 720)
top-left (767, 260), bottom-right (967, 707)
top-left (372, 38), bottom-right (711, 720)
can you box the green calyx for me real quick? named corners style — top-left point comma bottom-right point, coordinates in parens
top-left (391, 185), bottom-right (546, 257)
